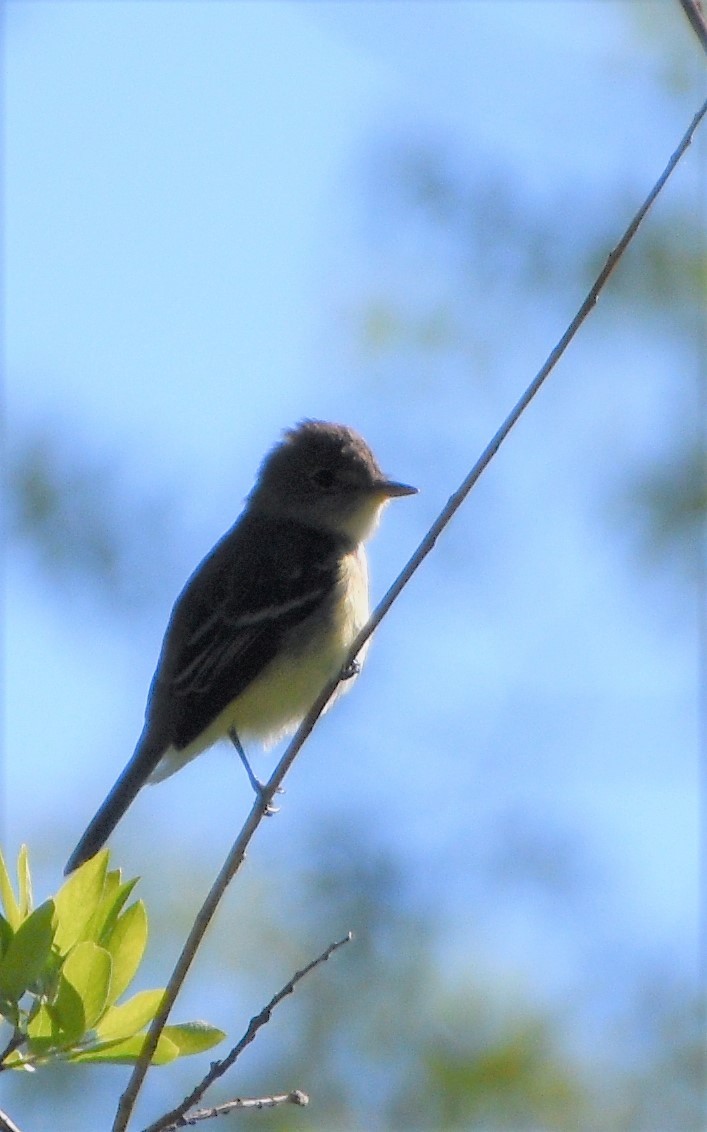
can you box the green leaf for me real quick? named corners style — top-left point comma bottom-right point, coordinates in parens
top-left (26, 1002), bottom-right (61, 1055)
top-left (0, 913), bottom-right (13, 961)
top-left (83, 867), bottom-right (120, 941)
top-left (0, 849), bottom-right (21, 930)
top-left (90, 871), bottom-right (138, 946)
top-left (94, 988), bottom-right (164, 1042)
top-left (0, 998), bottom-right (19, 1029)
top-left (17, 846), bottom-right (32, 919)
top-left (162, 1021), bottom-right (225, 1057)
top-left (53, 852), bottom-right (108, 954)
top-left (68, 1030), bottom-right (180, 1065)
top-left (0, 900), bottom-right (55, 1002)
top-left (104, 900), bottom-right (147, 1005)
top-left (53, 967), bottom-right (86, 1043)
top-left (55, 941), bottom-right (112, 1038)
top-left (1, 1049), bottom-right (29, 1070)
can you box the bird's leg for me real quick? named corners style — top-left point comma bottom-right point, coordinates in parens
top-left (340, 657), bottom-right (360, 681)
top-left (228, 727), bottom-right (279, 815)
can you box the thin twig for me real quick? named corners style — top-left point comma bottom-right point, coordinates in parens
top-left (0, 1109), bottom-right (23, 1132)
top-left (676, 0), bottom-right (707, 52)
top-left (140, 934), bottom-right (351, 1132)
top-left (113, 95), bottom-right (707, 1132)
top-left (161, 1091), bottom-right (308, 1129)
top-left (0, 1030), bottom-right (24, 1068)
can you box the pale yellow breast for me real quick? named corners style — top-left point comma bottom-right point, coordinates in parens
top-left (151, 547), bottom-right (370, 780)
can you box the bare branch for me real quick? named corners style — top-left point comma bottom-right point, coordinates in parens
top-left (676, 0), bottom-right (707, 52)
top-left (160, 1091), bottom-right (308, 1129)
top-left (0, 1028), bottom-right (25, 1068)
top-left (113, 94), bottom-right (707, 1132)
top-left (140, 935), bottom-right (351, 1132)
top-left (0, 1108), bottom-right (23, 1132)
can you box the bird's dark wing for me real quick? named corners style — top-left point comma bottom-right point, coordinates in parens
top-left (147, 513), bottom-right (344, 751)
top-left (64, 513), bottom-right (345, 876)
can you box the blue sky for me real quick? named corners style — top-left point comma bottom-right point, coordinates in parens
top-left (4, 0), bottom-right (705, 1085)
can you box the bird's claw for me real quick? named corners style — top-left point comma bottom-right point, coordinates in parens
top-left (255, 782), bottom-right (283, 816)
top-left (341, 658), bottom-right (361, 681)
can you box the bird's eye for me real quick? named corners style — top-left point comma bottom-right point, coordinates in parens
top-left (311, 467), bottom-right (336, 489)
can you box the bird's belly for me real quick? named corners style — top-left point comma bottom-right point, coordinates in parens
top-left (233, 547), bottom-right (369, 742)
top-left (151, 548), bottom-right (369, 780)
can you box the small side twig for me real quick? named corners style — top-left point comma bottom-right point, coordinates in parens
top-left (140, 934), bottom-right (351, 1132)
top-left (0, 1030), bottom-right (24, 1068)
top-left (113, 94), bottom-right (707, 1132)
top-left (0, 1108), bottom-right (23, 1132)
top-left (161, 1091), bottom-right (308, 1129)
top-left (676, 0), bottom-right (707, 52)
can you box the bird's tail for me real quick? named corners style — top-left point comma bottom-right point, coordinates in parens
top-left (64, 730), bottom-right (164, 875)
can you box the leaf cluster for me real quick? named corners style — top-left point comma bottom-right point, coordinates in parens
top-left (0, 848), bottom-right (224, 1071)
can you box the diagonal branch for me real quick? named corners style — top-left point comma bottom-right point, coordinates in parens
top-left (140, 934), bottom-right (351, 1132)
top-left (0, 1031), bottom-right (24, 1068)
top-left (0, 1109), bottom-right (23, 1132)
top-left (676, 0), bottom-right (707, 52)
top-left (112, 94), bottom-right (707, 1132)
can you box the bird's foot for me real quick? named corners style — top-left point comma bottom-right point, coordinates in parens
top-left (241, 759), bottom-right (282, 817)
top-left (256, 783), bottom-right (281, 817)
top-left (228, 726), bottom-right (281, 815)
top-left (340, 658), bottom-right (361, 681)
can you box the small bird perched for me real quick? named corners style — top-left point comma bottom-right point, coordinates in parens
top-left (65, 420), bottom-right (416, 873)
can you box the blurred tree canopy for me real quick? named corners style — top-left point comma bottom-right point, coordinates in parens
top-left (4, 3), bottom-right (704, 1131)
top-left (349, 127), bottom-right (703, 575)
top-left (7, 424), bottom-right (179, 613)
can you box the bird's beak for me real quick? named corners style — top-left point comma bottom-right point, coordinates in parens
top-left (375, 479), bottom-right (418, 498)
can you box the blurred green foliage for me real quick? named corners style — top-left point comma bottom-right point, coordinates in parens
top-left (4, 6), bottom-right (704, 1130)
top-left (7, 425), bottom-right (178, 612)
top-left (353, 128), bottom-right (704, 572)
top-left (141, 823), bottom-right (703, 1132)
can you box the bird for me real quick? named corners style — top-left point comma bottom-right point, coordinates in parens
top-left (65, 420), bottom-right (416, 873)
